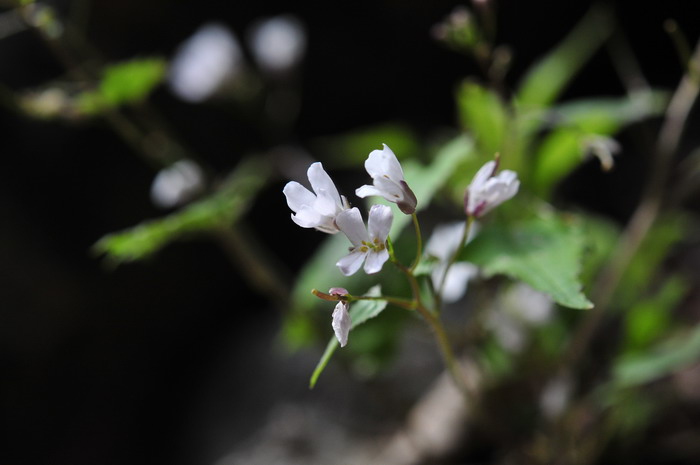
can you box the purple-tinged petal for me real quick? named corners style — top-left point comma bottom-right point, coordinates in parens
top-left (470, 160), bottom-right (496, 193)
top-left (367, 204), bottom-right (393, 241)
top-left (336, 250), bottom-right (367, 276)
top-left (283, 181), bottom-right (316, 212)
top-left (336, 207), bottom-right (368, 246)
top-left (332, 301), bottom-right (352, 347)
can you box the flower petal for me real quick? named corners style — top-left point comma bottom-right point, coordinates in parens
top-left (441, 262), bottom-right (479, 303)
top-left (367, 204), bottom-right (393, 241)
top-left (364, 248), bottom-right (389, 274)
top-left (335, 207), bottom-right (368, 246)
top-left (469, 160), bottom-right (496, 193)
top-left (355, 184), bottom-right (383, 199)
top-left (365, 144), bottom-right (404, 181)
top-left (332, 301), bottom-right (352, 347)
top-left (283, 181), bottom-right (316, 212)
top-left (290, 205), bottom-right (321, 228)
top-left (336, 249), bottom-right (367, 276)
top-left (307, 162), bottom-right (341, 216)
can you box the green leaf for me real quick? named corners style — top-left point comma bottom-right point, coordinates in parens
top-left (78, 58), bottom-right (166, 114)
top-left (516, 6), bottom-right (614, 108)
top-left (457, 81), bottom-right (508, 156)
top-left (309, 285), bottom-right (388, 388)
top-left (613, 324), bottom-right (700, 388)
top-left (460, 213), bottom-right (593, 309)
top-left (94, 158), bottom-right (269, 263)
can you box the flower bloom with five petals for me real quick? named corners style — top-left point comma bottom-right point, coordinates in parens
top-left (464, 160), bottom-right (519, 218)
top-left (356, 144), bottom-right (417, 214)
top-left (283, 162), bottom-right (350, 233)
top-left (335, 205), bottom-right (393, 276)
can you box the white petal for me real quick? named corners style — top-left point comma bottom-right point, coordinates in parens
top-left (290, 205), bottom-right (321, 228)
top-left (365, 144), bottom-right (404, 181)
top-left (441, 262), bottom-right (479, 303)
top-left (335, 207), bottom-right (368, 246)
top-left (332, 301), bottom-right (352, 347)
top-left (426, 222), bottom-right (466, 261)
top-left (373, 176), bottom-right (404, 201)
top-left (283, 181), bottom-right (316, 212)
top-left (367, 204), bottom-right (393, 241)
top-left (307, 162), bottom-right (341, 215)
top-left (336, 250), bottom-right (367, 276)
top-left (364, 248), bottom-right (389, 274)
top-left (355, 184), bottom-right (383, 198)
top-left (469, 160), bottom-right (496, 193)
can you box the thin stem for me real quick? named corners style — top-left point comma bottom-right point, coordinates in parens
top-left (408, 213), bottom-right (423, 272)
top-left (353, 294), bottom-right (416, 310)
top-left (436, 216), bottom-right (474, 310)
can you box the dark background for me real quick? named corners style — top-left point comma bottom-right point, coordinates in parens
top-left (1, 1), bottom-right (698, 464)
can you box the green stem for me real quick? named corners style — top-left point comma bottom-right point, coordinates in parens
top-left (352, 294), bottom-right (416, 310)
top-left (436, 216), bottom-right (474, 310)
top-left (408, 213), bottom-right (423, 272)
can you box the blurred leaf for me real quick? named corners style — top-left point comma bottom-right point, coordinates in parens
top-left (516, 6), bottom-right (613, 108)
top-left (94, 158), bottom-right (268, 263)
top-left (460, 213), bottom-right (593, 309)
top-left (613, 323), bottom-right (700, 388)
top-left (78, 58), bottom-right (166, 114)
top-left (531, 128), bottom-right (583, 197)
top-left (578, 214), bottom-right (620, 285)
top-left (309, 285), bottom-right (388, 388)
top-left (289, 135), bottom-right (474, 313)
top-left (315, 123), bottom-right (421, 168)
top-left (478, 338), bottom-right (513, 380)
top-left (623, 276), bottom-right (687, 352)
top-left (457, 81), bottom-right (508, 156)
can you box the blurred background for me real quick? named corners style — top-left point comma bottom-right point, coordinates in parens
top-left (1, 0), bottom-right (700, 464)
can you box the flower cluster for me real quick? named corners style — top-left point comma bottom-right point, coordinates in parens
top-left (284, 148), bottom-right (519, 347)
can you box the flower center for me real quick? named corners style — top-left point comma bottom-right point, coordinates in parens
top-left (360, 238), bottom-right (385, 253)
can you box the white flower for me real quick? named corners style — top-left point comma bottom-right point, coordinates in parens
top-left (356, 144), bottom-right (417, 214)
top-left (168, 23), bottom-right (244, 103)
top-left (335, 205), bottom-right (393, 276)
top-left (248, 15), bottom-right (306, 75)
top-left (150, 159), bottom-right (204, 208)
top-left (283, 162), bottom-right (350, 234)
top-left (332, 301), bottom-right (351, 347)
top-left (426, 221), bottom-right (479, 303)
top-left (464, 160), bottom-right (519, 218)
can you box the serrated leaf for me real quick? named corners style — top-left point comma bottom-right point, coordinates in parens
top-left (94, 158), bottom-right (268, 263)
top-left (310, 285), bottom-right (388, 388)
top-left (460, 213), bottom-right (593, 309)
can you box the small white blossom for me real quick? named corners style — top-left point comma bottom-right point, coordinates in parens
top-left (356, 144), bottom-right (417, 214)
top-left (332, 301), bottom-right (351, 347)
top-left (335, 205), bottom-right (393, 276)
top-left (426, 221), bottom-right (479, 303)
top-left (464, 160), bottom-right (519, 218)
top-left (248, 15), bottom-right (306, 75)
top-left (168, 23), bottom-right (244, 103)
top-left (150, 159), bottom-right (204, 208)
top-left (283, 162), bottom-right (349, 234)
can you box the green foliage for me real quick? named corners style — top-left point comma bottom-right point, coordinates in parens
top-left (309, 285), bottom-right (388, 388)
top-left (516, 6), bottom-right (613, 108)
top-left (460, 212), bottom-right (593, 309)
top-left (94, 158), bottom-right (268, 263)
top-left (78, 58), bottom-right (166, 114)
top-left (613, 323), bottom-right (700, 388)
top-left (457, 81), bottom-right (508, 156)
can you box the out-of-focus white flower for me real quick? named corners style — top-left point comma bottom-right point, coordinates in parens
top-left (150, 159), bottom-right (204, 208)
top-left (540, 375), bottom-right (572, 419)
top-left (356, 144), bottom-right (417, 215)
top-left (283, 162), bottom-right (350, 234)
top-left (168, 23), bottom-right (243, 103)
top-left (335, 205), bottom-right (393, 276)
top-left (248, 15), bottom-right (306, 75)
top-left (328, 287), bottom-right (351, 347)
top-left (426, 221), bottom-right (479, 303)
top-left (464, 160), bottom-right (519, 218)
